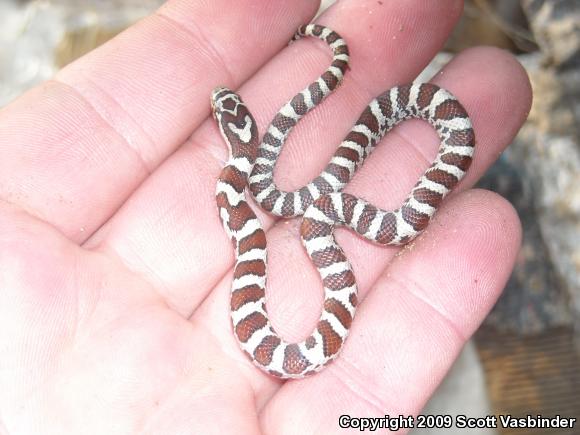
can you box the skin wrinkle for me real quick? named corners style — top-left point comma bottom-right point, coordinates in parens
top-left (189, 123), bottom-right (238, 177)
top-left (387, 273), bottom-right (468, 343)
top-left (3, 271), bottom-right (79, 431)
top-left (391, 126), bottom-right (441, 171)
top-left (98, 225), bottom-right (219, 318)
top-left (20, 79), bottom-right (154, 245)
top-left (364, 125), bottom-right (436, 190)
top-left (154, 11), bottom-right (238, 97)
top-left (124, 149), bottom-right (234, 316)
top-left (132, 332), bottom-right (205, 435)
top-left (327, 355), bottom-right (403, 416)
top-left (0, 100), bottom-right (146, 245)
top-left (53, 77), bottom-right (155, 175)
top-left (379, 194), bottom-right (519, 332)
top-left (188, 313), bottom-right (267, 403)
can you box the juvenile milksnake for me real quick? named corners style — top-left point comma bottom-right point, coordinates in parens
top-left (214, 24), bottom-right (475, 379)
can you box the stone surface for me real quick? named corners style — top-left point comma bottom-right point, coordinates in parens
top-left (522, 0), bottom-right (580, 69)
top-left (477, 154), bottom-right (573, 334)
top-left (515, 0), bottom-right (580, 342)
top-left (446, 0), bottom-right (533, 53)
top-left (504, 122), bottom-right (580, 337)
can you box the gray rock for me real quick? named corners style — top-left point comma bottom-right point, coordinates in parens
top-left (477, 154), bottom-right (573, 334)
top-left (513, 0), bottom-right (580, 341)
top-left (522, 0), bottom-right (580, 69)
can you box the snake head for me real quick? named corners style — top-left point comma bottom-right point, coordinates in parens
top-left (210, 87), bottom-right (259, 160)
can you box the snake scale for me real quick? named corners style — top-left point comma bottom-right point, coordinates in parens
top-left (213, 24), bottom-right (475, 379)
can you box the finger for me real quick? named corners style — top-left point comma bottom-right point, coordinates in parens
top-left (260, 190), bottom-right (521, 434)
top-left (194, 43), bottom-right (531, 395)
top-left (0, 0), bottom-right (318, 242)
top-left (94, 0), bottom-right (465, 314)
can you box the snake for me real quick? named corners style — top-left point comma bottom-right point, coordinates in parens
top-left (213, 24), bottom-right (475, 379)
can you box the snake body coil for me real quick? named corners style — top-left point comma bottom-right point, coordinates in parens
top-left (214, 24), bottom-right (474, 379)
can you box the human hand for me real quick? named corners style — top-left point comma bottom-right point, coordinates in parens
top-left (0, 0), bottom-right (531, 434)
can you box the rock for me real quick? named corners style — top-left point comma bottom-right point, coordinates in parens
top-left (521, 0), bottom-right (580, 69)
top-left (446, 0), bottom-right (532, 53)
top-left (513, 1), bottom-right (580, 341)
top-left (477, 153), bottom-right (573, 333)
top-left (504, 119), bottom-right (580, 337)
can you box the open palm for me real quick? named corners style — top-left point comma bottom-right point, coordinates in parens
top-left (0, 0), bottom-right (531, 434)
